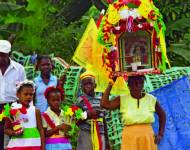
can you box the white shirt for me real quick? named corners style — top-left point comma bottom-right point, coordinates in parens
top-left (0, 60), bottom-right (26, 104)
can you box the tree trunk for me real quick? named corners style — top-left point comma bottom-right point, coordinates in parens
top-left (91, 0), bottom-right (107, 11)
top-left (57, 0), bottom-right (92, 24)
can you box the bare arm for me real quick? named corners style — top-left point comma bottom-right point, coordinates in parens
top-left (44, 125), bottom-right (59, 137)
top-left (101, 82), bottom-right (120, 110)
top-left (4, 118), bottom-right (15, 136)
top-left (57, 74), bottom-right (67, 88)
top-left (4, 118), bottom-right (23, 136)
top-left (155, 101), bottom-right (166, 144)
top-left (36, 109), bottom-right (45, 150)
top-left (45, 123), bottom-right (71, 137)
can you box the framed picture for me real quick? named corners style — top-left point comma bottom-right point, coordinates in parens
top-left (118, 30), bottom-right (152, 72)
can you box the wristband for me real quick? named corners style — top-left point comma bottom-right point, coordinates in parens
top-left (81, 111), bottom-right (87, 120)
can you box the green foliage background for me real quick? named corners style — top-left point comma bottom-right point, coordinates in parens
top-left (0, 0), bottom-right (189, 65)
top-left (0, 0), bottom-right (99, 63)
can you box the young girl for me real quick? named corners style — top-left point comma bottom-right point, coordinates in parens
top-left (34, 55), bottom-right (67, 112)
top-left (34, 55), bottom-right (58, 112)
top-left (42, 86), bottom-right (72, 150)
top-left (4, 80), bottom-right (45, 150)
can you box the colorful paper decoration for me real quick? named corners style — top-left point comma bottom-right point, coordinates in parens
top-left (97, 0), bottom-right (170, 75)
top-left (73, 0), bottom-right (170, 94)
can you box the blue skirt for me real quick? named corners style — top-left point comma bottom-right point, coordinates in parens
top-left (46, 136), bottom-right (72, 150)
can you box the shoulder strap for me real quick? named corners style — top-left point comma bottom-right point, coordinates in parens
top-left (42, 113), bottom-right (56, 129)
top-left (80, 96), bottom-right (93, 110)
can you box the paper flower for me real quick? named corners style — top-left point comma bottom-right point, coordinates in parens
top-left (119, 8), bottom-right (130, 19)
top-left (75, 109), bottom-right (83, 120)
top-left (62, 105), bottom-right (84, 120)
top-left (4, 104), bottom-right (10, 117)
top-left (8, 102), bottom-right (27, 134)
top-left (107, 5), bottom-right (121, 25)
top-left (62, 105), bottom-right (86, 136)
top-left (0, 114), bottom-right (5, 122)
top-left (68, 124), bottom-right (77, 136)
top-left (10, 102), bottom-right (27, 116)
top-left (71, 105), bottom-right (79, 112)
top-left (0, 104), bottom-right (11, 121)
top-left (65, 108), bottom-right (74, 116)
top-left (11, 103), bottom-right (22, 109)
top-left (63, 105), bottom-right (69, 112)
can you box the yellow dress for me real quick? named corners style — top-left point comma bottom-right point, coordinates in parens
top-left (120, 93), bottom-right (157, 150)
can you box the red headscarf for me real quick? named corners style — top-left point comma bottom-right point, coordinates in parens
top-left (44, 86), bottom-right (65, 100)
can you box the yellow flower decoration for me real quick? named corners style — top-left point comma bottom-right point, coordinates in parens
top-left (120, 6), bottom-right (129, 11)
top-left (0, 113), bottom-right (5, 121)
top-left (105, 59), bottom-right (110, 64)
top-left (107, 5), bottom-right (120, 25)
top-left (137, 0), bottom-right (153, 19)
top-left (65, 108), bottom-right (74, 116)
top-left (108, 34), bottom-right (116, 46)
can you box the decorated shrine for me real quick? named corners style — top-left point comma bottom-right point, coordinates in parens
top-left (97, 0), bottom-right (170, 76)
top-left (73, 0), bottom-right (172, 94)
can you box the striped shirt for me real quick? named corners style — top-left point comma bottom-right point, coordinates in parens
top-left (75, 94), bottom-right (105, 134)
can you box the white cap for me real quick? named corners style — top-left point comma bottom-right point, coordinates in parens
top-left (0, 40), bottom-right (11, 54)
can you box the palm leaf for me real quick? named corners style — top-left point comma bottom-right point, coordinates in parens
top-left (166, 18), bottom-right (190, 38)
top-left (166, 18), bottom-right (190, 31)
top-left (0, 2), bottom-right (22, 12)
top-left (172, 44), bottom-right (190, 63)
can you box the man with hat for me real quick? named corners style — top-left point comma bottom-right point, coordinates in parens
top-left (0, 40), bottom-right (26, 149)
top-left (75, 70), bottom-right (110, 150)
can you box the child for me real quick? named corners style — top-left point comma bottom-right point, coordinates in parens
top-left (34, 55), bottom-right (66, 112)
top-left (4, 80), bottom-right (45, 150)
top-left (42, 86), bottom-right (72, 150)
top-left (75, 70), bottom-right (110, 150)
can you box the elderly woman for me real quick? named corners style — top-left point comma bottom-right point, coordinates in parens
top-left (101, 75), bottom-right (166, 150)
